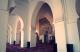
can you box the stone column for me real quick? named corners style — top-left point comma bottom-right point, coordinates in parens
top-left (54, 21), bottom-right (67, 52)
top-left (66, 21), bottom-right (80, 52)
top-left (7, 25), bottom-right (12, 44)
top-left (62, 0), bottom-right (80, 52)
top-left (0, 0), bottom-right (8, 52)
top-left (22, 13), bottom-right (31, 48)
top-left (30, 29), bottom-right (36, 47)
top-left (20, 30), bottom-right (24, 47)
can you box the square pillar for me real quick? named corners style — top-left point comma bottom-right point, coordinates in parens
top-left (30, 30), bottom-right (36, 47)
top-left (54, 21), bottom-right (67, 52)
top-left (0, 0), bottom-right (8, 52)
top-left (0, 10), bottom-right (8, 52)
top-left (67, 22), bottom-right (80, 52)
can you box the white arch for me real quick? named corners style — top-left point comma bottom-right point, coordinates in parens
top-left (30, 0), bottom-right (67, 52)
top-left (16, 16), bottom-right (24, 31)
top-left (15, 15), bottom-right (24, 48)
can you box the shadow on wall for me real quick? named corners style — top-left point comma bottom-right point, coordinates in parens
top-left (76, 0), bottom-right (80, 17)
top-left (77, 18), bottom-right (80, 40)
top-left (76, 0), bottom-right (80, 40)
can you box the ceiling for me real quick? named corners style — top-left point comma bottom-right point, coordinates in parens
top-left (39, 18), bottom-right (50, 25)
top-left (15, 0), bottom-right (29, 6)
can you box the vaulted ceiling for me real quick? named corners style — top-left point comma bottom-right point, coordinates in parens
top-left (36, 3), bottom-right (53, 26)
top-left (39, 18), bottom-right (50, 25)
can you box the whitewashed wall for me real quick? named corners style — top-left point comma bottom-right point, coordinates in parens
top-left (0, 0), bottom-right (8, 52)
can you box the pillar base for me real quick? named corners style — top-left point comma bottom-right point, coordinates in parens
top-left (27, 42), bottom-right (30, 48)
top-left (67, 44), bottom-right (74, 52)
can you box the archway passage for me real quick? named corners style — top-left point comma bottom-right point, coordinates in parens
top-left (6, 15), bottom-right (24, 48)
top-left (34, 3), bottom-right (55, 48)
top-left (39, 18), bottom-right (53, 36)
top-left (39, 18), bottom-right (55, 44)
top-left (15, 16), bottom-right (24, 47)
